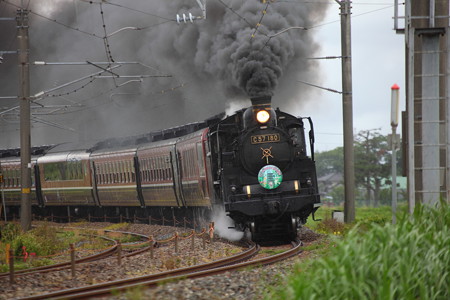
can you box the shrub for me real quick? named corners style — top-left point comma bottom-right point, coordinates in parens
top-left (0, 223), bottom-right (21, 243)
top-left (268, 203), bottom-right (450, 300)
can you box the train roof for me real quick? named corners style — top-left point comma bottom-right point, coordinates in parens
top-left (0, 145), bottom-right (56, 159)
top-left (88, 112), bottom-right (224, 152)
top-left (0, 112), bottom-right (225, 157)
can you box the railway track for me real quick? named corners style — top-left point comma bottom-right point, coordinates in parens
top-left (17, 239), bottom-right (302, 300)
top-left (0, 230), bottom-right (149, 279)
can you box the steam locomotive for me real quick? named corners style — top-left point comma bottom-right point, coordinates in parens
top-left (0, 96), bottom-right (320, 240)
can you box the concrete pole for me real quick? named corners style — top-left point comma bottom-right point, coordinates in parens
top-left (17, 8), bottom-right (32, 231)
top-left (337, 0), bottom-right (355, 223)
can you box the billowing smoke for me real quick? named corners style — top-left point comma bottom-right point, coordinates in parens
top-left (211, 206), bottom-right (244, 242)
top-left (0, 1), bottom-right (328, 148)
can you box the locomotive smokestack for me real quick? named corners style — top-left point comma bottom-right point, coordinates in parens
top-left (250, 95), bottom-right (272, 111)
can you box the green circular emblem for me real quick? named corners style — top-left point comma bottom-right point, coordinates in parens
top-left (258, 165), bottom-right (283, 190)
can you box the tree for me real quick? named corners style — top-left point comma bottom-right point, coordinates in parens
top-left (354, 129), bottom-right (391, 206)
top-left (315, 147), bottom-right (344, 178)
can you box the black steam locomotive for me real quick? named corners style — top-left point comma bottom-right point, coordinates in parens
top-left (0, 96), bottom-right (320, 240)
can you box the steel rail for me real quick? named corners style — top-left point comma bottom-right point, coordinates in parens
top-left (0, 235), bottom-right (118, 279)
top-left (0, 230), bottom-right (153, 279)
top-left (19, 240), bottom-right (302, 300)
top-left (18, 241), bottom-right (260, 300)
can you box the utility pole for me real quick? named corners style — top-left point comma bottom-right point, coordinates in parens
top-left (17, 8), bottom-right (32, 231)
top-left (337, 0), bottom-right (355, 223)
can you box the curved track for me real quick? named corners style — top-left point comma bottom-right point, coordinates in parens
top-left (18, 240), bottom-right (302, 300)
top-left (0, 231), bottom-right (149, 279)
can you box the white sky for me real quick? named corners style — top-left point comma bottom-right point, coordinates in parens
top-left (306, 1), bottom-right (405, 152)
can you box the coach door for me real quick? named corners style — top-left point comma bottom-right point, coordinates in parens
top-left (170, 145), bottom-right (186, 207)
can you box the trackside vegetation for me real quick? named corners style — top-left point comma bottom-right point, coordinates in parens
top-left (268, 203), bottom-right (450, 300)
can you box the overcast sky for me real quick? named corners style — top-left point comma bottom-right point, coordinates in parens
top-left (310, 1), bottom-right (405, 152)
top-left (0, 1), bottom-right (405, 152)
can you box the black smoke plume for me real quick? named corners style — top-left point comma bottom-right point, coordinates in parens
top-left (0, 0), bottom-right (328, 148)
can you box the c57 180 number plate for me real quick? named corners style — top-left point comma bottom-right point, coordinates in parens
top-left (251, 133), bottom-right (280, 144)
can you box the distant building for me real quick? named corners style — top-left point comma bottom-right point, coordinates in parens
top-left (318, 172), bottom-right (343, 204)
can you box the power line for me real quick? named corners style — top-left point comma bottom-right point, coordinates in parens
top-left (297, 79), bottom-right (343, 94)
top-left (1, 0), bottom-right (103, 39)
top-left (99, 0), bottom-right (174, 21)
top-left (215, 0), bottom-right (254, 28)
top-left (251, 2), bottom-right (270, 39)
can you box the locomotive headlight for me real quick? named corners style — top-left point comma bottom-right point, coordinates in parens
top-left (256, 110), bottom-right (270, 124)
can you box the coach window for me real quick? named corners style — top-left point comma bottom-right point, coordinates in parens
top-left (197, 144), bottom-right (205, 177)
top-left (117, 161), bottom-right (120, 183)
top-left (110, 161), bottom-right (114, 183)
top-left (113, 161), bottom-right (118, 183)
top-left (5, 170), bottom-right (10, 187)
top-left (13, 169), bottom-right (17, 186)
top-left (165, 156), bottom-right (170, 180)
top-left (96, 164), bottom-right (101, 184)
top-left (160, 157), bottom-right (164, 180)
top-left (124, 161), bottom-right (129, 183)
top-left (162, 157), bottom-right (167, 180)
top-left (146, 159), bottom-right (150, 182)
top-left (108, 162), bottom-right (113, 184)
top-left (126, 160), bottom-right (130, 183)
top-left (100, 163), bottom-right (105, 183)
top-left (157, 156), bottom-right (161, 181)
top-left (129, 161), bottom-right (134, 182)
top-left (101, 164), bottom-right (105, 184)
top-left (123, 161), bottom-right (127, 183)
top-left (148, 158), bottom-right (152, 182)
top-left (148, 158), bottom-right (153, 182)
top-left (122, 160), bottom-right (126, 183)
top-left (149, 158), bottom-right (152, 181)
top-left (142, 159), bottom-right (147, 182)
top-left (8, 170), bottom-right (12, 187)
top-left (111, 161), bottom-right (114, 183)
top-left (119, 161), bottom-right (123, 183)
top-left (115, 161), bottom-right (119, 183)
top-left (11, 169), bottom-right (16, 187)
top-left (101, 164), bottom-right (106, 184)
top-left (106, 162), bottom-right (111, 184)
top-left (147, 158), bottom-right (151, 181)
top-left (97, 164), bottom-right (102, 184)
top-left (10, 170), bottom-right (14, 187)
top-left (131, 161), bottom-right (136, 182)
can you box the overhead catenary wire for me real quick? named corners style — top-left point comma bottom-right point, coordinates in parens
top-left (98, 0), bottom-right (173, 21)
top-left (1, 0), bottom-right (103, 39)
top-left (297, 79), bottom-right (343, 94)
top-left (250, 2), bottom-right (270, 39)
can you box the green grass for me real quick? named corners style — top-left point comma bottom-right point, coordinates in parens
top-left (0, 222), bottom-right (111, 272)
top-left (267, 202), bottom-right (450, 300)
top-left (306, 204), bottom-right (408, 233)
